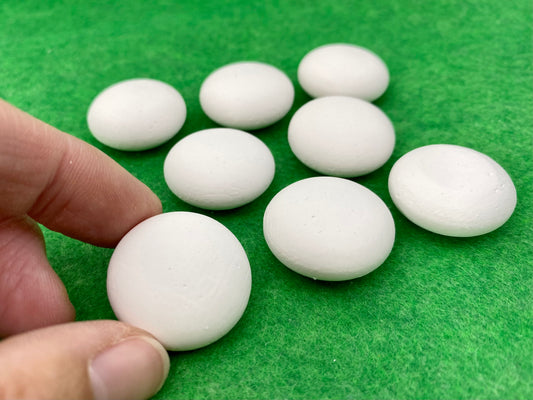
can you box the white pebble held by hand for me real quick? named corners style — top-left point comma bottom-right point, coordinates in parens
top-left (288, 96), bottom-right (395, 177)
top-left (263, 177), bottom-right (395, 281)
top-left (107, 212), bottom-right (252, 351)
top-left (200, 61), bottom-right (294, 130)
top-left (87, 78), bottom-right (186, 151)
top-left (164, 128), bottom-right (275, 210)
top-left (298, 43), bottom-right (390, 101)
top-left (388, 144), bottom-right (517, 237)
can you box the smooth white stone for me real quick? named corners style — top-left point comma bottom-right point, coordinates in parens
top-left (298, 43), bottom-right (389, 101)
top-left (107, 211), bottom-right (252, 351)
top-left (200, 61), bottom-right (294, 130)
top-left (288, 96), bottom-right (395, 177)
top-left (263, 177), bottom-right (395, 281)
top-left (164, 128), bottom-right (275, 210)
top-left (87, 78), bottom-right (186, 151)
top-left (388, 144), bottom-right (517, 237)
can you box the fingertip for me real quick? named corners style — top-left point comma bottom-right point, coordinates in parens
top-left (89, 335), bottom-right (170, 400)
top-left (95, 181), bottom-right (163, 248)
top-left (141, 186), bottom-right (163, 223)
top-left (71, 140), bottom-right (164, 248)
top-left (0, 320), bottom-right (170, 400)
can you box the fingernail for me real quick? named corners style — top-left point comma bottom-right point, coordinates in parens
top-left (89, 336), bottom-right (170, 400)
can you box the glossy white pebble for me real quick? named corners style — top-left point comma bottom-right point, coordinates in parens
top-left (298, 43), bottom-right (389, 101)
top-left (200, 61), bottom-right (294, 130)
top-left (164, 128), bottom-right (275, 210)
top-left (388, 144), bottom-right (517, 237)
top-left (107, 212), bottom-right (252, 351)
top-left (263, 177), bottom-right (395, 281)
top-left (288, 96), bottom-right (395, 177)
top-left (87, 78), bottom-right (186, 151)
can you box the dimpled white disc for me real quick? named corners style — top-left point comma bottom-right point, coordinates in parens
top-left (200, 61), bottom-right (294, 130)
top-left (87, 78), bottom-right (186, 151)
top-left (107, 212), bottom-right (252, 351)
top-left (388, 144), bottom-right (517, 237)
top-left (164, 128), bottom-right (275, 210)
top-left (288, 96), bottom-right (395, 177)
top-left (298, 43), bottom-right (390, 101)
top-left (263, 177), bottom-right (395, 281)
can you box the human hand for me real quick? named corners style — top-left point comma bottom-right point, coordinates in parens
top-left (0, 99), bottom-right (169, 399)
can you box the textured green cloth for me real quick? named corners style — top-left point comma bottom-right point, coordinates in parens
top-left (1, 1), bottom-right (532, 399)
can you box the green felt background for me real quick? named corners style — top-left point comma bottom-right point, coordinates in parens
top-left (1, 1), bottom-right (532, 399)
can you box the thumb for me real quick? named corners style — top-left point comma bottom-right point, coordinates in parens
top-left (0, 320), bottom-right (170, 400)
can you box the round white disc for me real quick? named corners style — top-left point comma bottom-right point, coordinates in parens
top-left (87, 78), bottom-right (186, 151)
top-left (263, 177), bottom-right (395, 281)
top-left (199, 61), bottom-right (294, 130)
top-left (388, 144), bottom-right (517, 237)
top-left (164, 128), bottom-right (275, 210)
top-left (107, 212), bottom-right (252, 351)
top-left (288, 96), bottom-right (395, 177)
top-left (297, 43), bottom-right (389, 101)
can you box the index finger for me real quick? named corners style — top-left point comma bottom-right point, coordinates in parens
top-left (0, 99), bottom-right (162, 247)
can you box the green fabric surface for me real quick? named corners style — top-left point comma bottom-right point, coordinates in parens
top-left (1, 1), bottom-right (532, 399)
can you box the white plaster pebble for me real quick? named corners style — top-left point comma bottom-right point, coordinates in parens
top-left (388, 144), bottom-right (517, 237)
top-left (107, 211), bottom-right (252, 351)
top-left (288, 96), bottom-right (395, 177)
top-left (298, 43), bottom-right (390, 101)
top-left (199, 61), bottom-right (294, 130)
top-left (164, 128), bottom-right (275, 210)
top-left (87, 78), bottom-right (186, 151)
top-left (263, 177), bottom-right (395, 281)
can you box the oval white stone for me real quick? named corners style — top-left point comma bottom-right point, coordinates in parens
top-left (298, 43), bottom-right (389, 101)
top-left (164, 128), bottom-right (275, 210)
top-left (199, 61), bottom-right (294, 130)
top-left (87, 78), bottom-right (186, 151)
top-left (107, 211), bottom-right (252, 351)
top-left (288, 96), bottom-right (395, 177)
top-left (388, 144), bottom-right (517, 237)
top-left (263, 177), bottom-right (395, 281)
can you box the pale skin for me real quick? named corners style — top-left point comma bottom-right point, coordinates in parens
top-left (0, 99), bottom-right (170, 399)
